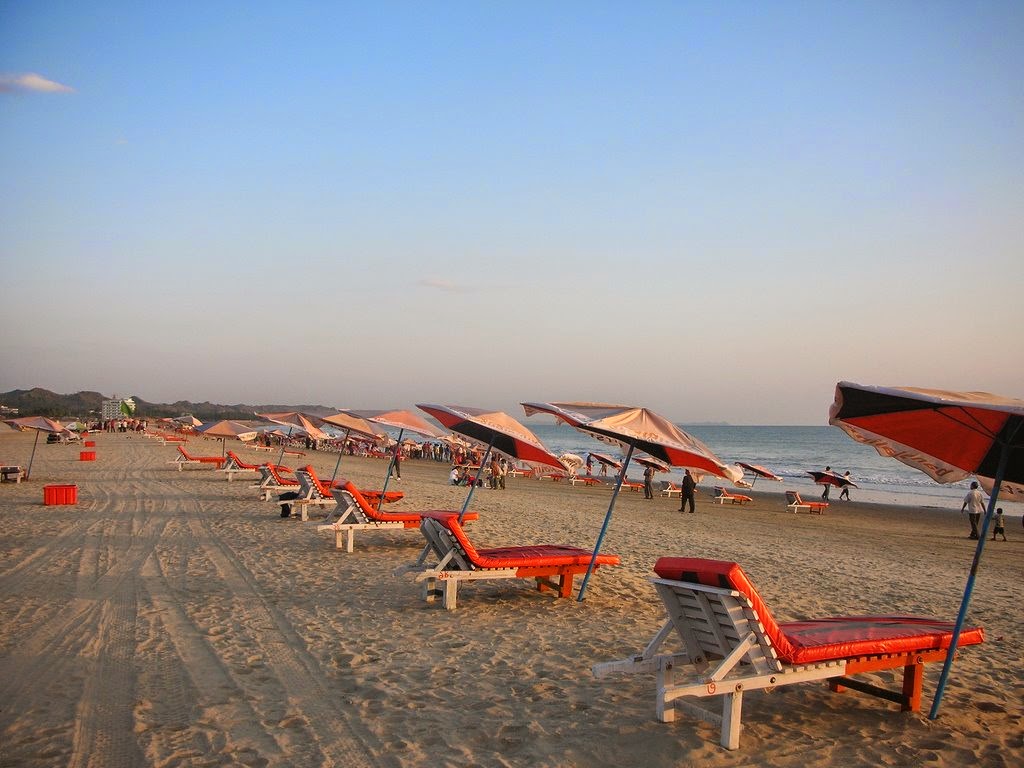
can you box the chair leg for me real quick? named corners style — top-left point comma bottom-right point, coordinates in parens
top-left (902, 660), bottom-right (924, 712)
top-left (656, 661), bottom-right (676, 723)
top-left (721, 690), bottom-right (743, 750)
top-left (442, 579), bottom-right (458, 610)
top-left (345, 528), bottom-right (355, 553)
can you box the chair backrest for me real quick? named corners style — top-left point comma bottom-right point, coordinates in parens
top-left (337, 481), bottom-right (389, 521)
top-left (298, 465), bottom-right (330, 496)
top-left (330, 487), bottom-right (369, 523)
top-left (785, 490), bottom-right (800, 505)
top-left (653, 557), bottom-right (796, 666)
top-left (420, 517), bottom-right (475, 571)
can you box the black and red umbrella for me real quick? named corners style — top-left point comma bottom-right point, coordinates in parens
top-left (417, 404), bottom-right (565, 521)
top-left (806, 470), bottom-right (857, 489)
top-left (829, 381), bottom-right (1024, 718)
top-left (737, 461), bottom-right (784, 487)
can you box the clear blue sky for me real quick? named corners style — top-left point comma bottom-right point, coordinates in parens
top-left (2, 2), bottom-right (1021, 424)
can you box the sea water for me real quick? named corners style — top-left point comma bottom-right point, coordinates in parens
top-left (523, 423), bottom-right (1012, 511)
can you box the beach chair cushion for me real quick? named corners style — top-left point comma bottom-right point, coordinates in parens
top-left (340, 481), bottom-right (477, 525)
top-left (441, 516), bottom-right (619, 570)
top-left (653, 557), bottom-right (984, 664)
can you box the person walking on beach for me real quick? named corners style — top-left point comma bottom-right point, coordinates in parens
top-left (839, 471), bottom-right (853, 501)
top-left (679, 469), bottom-right (696, 514)
top-left (643, 465), bottom-right (655, 499)
top-left (961, 481), bottom-right (986, 539)
top-left (993, 508), bottom-right (1007, 541)
top-left (821, 466), bottom-right (832, 500)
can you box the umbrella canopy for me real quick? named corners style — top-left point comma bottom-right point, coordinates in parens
top-left (198, 420), bottom-right (259, 441)
top-left (197, 420), bottom-right (259, 456)
top-left (634, 454), bottom-right (671, 472)
top-left (175, 415), bottom-right (203, 428)
top-left (256, 411), bottom-right (329, 441)
top-left (559, 453), bottom-right (585, 474)
top-left (589, 452), bottom-right (623, 470)
top-left (417, 404), bottom-right (565, 521)
top-left (4, 415), bottom-right (65, 480)
top-left (737, 461), bottom-right (784, 487)
top-left (807, 470), bottom-right (857, 489)
top-left (522, 402), bottom-right (744, 481)
top-left (522, 402), bottom-right (743, 600)
top-left (828, 381), bottom-right (1024, 718)
top-left (336, 409), bottom-right (443, 439)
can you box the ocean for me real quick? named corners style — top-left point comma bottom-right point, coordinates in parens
top-left (521, 423), bottom-right (1010, 511)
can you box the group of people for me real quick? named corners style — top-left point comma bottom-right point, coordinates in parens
top-left (448, 455), bottom-right (509, 489)
top-left (820, 466), bottom-right (855, 501)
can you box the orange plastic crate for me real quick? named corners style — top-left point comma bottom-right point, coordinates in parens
top-left (79, 450), bottom-right (96, 461)
top-left (43, 484), bottom-right (78, 505)
top-left (83, 440), bottom-right (96, 447)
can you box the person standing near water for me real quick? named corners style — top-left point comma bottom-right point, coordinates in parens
top-left (679, 470), bottom-right (697, 514)
top-left (961, 481), bottom-right (985, 540)
top-left (822, 466), bottom-right (832, 500)
top-left (839, 471), bottom-right (853, 501)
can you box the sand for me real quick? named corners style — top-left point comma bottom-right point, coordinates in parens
top-left (0, 429), bottom-right (1021, 767)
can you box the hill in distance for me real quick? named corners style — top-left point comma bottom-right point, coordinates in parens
top-left (0, 388), bottom-right (336, 423)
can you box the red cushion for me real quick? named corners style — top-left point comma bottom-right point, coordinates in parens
top-left (653, 557), bottom-right (983, 664)
top-left (442, 517), bottom-right (620, 570)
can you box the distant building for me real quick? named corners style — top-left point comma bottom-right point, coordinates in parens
top-left (101, 399), bottom-right (123, 421)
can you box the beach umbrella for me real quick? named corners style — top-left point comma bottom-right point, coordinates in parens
top-left (558, 453), bottom-right (585, 476)
top-left (320, 410), bottom-right (391, 492)
top-left (4, 415), bottom-right (65, 480)
top-left (175, 415), bottom-right (203, 428)
top-left (196, 420), bottom-right (259, 456)
top-left (522, 402), bottom-right (744, 601)
top-left (257, 411), bottom-right (329, 465)
top-left (737, 461), bottom-right (784, 487)
top-left (828, 381), bottom-right (1024, 718)
top-left (806, 470), bottom-right (858, 489)
top-left (416, 404), bottom-right (565, 522)
top-left (634, 454), bottom-right (671, 472)
top-left (588, 452), bottom-right (623, 475)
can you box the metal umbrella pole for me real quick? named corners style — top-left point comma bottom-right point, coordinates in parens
top-left (578, 443), bottom-right (635, 602)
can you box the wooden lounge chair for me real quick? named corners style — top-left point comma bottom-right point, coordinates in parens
top-left (660, 481), bottom-right (680, 498)
top-left (169, 445), bottom-right (227, 471)
top-left (250, 463), bottom-right (298, 500)
top-left (786, 490), bottom-right (829, 514)
top-left (316, 482), bottom-right (478, 552)
top-left (218, 450), bottom-right (261, 481)
top-left (1, 464), bottom-right (25, 483)
top-left (593, 557), bottom-right (985, 750)
top-left (713, 486), bottom-right (753, 505)
top-left (301, 464), bottom-right (403, 508)
top-left (570, 476), bottom-right (605, 487)
top-left (622, 480), bottom-right (645, 493)
top-left (396, 515), bottom-right (621, 610)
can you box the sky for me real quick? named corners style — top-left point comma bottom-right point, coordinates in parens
top-left (1, 2), bottom-right (1022, 425)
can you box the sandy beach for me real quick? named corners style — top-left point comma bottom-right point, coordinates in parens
top-left (0, 429), bottom-right (1021, 767)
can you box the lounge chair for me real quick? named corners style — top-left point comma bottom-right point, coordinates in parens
top-left (396, 515), bottom-right (621, 610)
top-left (250, 463), bottom-right (298, 500)
top-left (301, 464), bottom-right (403, 508)
top-left (621, 480), bottom-right (645, 493)
top-left (786, 490), bottom-right (829, 514)
top-left (593, 557), bottom-right (984, 750)
top-left (713, 486), bottom-right (753, 505)
top-left (1, 464), bottom-right (25, 483)
top-left (218, 450), bottom-right (261, 481)
top-left (660, 481), bottom-right (680, 498)
top-left (570, 476), bottom-right (605, 487)
top-left (316, 482), bottom-right (478, 552)
top-left (169, 445), bottom-right (227, 471)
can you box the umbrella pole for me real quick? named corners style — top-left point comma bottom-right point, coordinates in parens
top-left (329, 429), bottom-right (353, 486)
top-left (378, 429), bottom-right (404, 510)
top-left (458, 436), bottom-right (495, 523)
top-left (578, 444), bottom-right (634, 602)
top-left (929, 444), bottom-right (1009, 719)
top-left (26, 430), bottom-right (40, 481)
top-left (275, 427), bottom-right (293, 467)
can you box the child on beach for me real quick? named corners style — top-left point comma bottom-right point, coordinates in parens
top-left (993, 508), bottom-right (1007, 541)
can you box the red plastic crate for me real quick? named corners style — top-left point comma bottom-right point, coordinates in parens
top-left (83, 440), bottom-right (96, 447)
top-left (79, 450), bottom-right (96, 461)
top-left (43, 484), bottom-right (78, 505)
